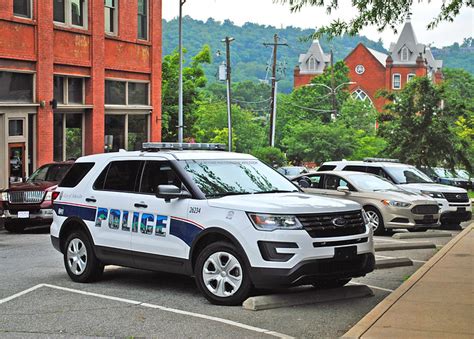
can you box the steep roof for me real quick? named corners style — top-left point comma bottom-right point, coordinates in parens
top-left (298, 40), bottom-right (331, 74)
top-left (366, 47), bottom-right (388, 67)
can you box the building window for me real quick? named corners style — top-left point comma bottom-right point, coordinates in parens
top-left (9, 119), bottom-right (24, 137)
top-left (308, 57), bottom-right (316, 71)
top-left (54, 113), bottom-right (83, 161)
top-left (53, 76), bottom-right (85, 105)
top-left (13, 0), bottom-right (32, 18)
top-left (54, 0), bottom-right (87, 29)
top-left (407, 73), bottom-right (416, 82)
top-left (392, 74), bottom-right (401, 89)
top-left (105, 0), bottom-right (118, 35)
top-left (105, 80), bottom-right (149, 106)
top-left (0, 71), bottom-right (34, 103)
top-left (137, 0), bottom-right (148, 40)
top-left (401, 47), bottom-right (409, 61)
top-left (105, 114), bottom-right (149, 152)
top-left (352, 89), bottom-right (370, 102)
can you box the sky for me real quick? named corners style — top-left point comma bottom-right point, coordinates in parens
top-left (162, 0), bottom-right (473, 48)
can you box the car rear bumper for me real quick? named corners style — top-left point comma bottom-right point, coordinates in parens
top-left (249, 253), bottom-right (375, 289)
top-left (0, 208), bottom-right (53, 224)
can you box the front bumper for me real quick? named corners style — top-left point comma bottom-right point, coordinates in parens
top-left (437, 199), bottom-right (472, 222)
top-left (249, 253), bottom-right (375, 288)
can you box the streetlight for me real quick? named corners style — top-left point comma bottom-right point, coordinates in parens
top-left (178, 0), bottom-right (186, 143)
top-left (304, 81), bottom-right (356, 115)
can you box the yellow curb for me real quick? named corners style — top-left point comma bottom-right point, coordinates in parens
top-left (342, 223), bottom-right (473, 339)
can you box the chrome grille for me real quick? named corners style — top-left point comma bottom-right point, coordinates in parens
top-left (298, 210), bottom-right (366, 238)
top-left (443, 192), bottom-right (469, 203)
top-left (411, 205), bottom-right (439, 215)
top-left (8, 191), bottom-right (45, 204)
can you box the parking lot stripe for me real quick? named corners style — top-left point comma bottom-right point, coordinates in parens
top-left (42, 284), bottom-right (293, 339)
top-left (349, 282), bottom-right (394, 293)
top-left (0, 284), bottom-right (44, 305)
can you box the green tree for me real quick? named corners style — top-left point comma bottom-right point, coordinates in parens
top-left (252, 147), bottom-right (287, 167)
top-left (277, 0), bottom-right (472, 37)
top-left (161, 45), bottom-right (211, 141)
top-left (378, 76), bottom-right (471, 169)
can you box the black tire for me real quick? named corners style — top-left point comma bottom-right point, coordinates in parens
top-left (4, 222), bottom-right (25, 233)
top-left (63, 230), bottom-right (103, 283)
top-left (312, 278), bottom-right (351, 289)
top-left (364, 206), bottom-right (386, 236)
top-left (195, 241), bottom-right (252, 306)
top-left (408, 228), bottom-right (428, 232)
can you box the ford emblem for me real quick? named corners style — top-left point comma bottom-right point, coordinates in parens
top-left (332, 217), bottom-right (347, 227)
top-left (456, 194), bottom-right (462, 199)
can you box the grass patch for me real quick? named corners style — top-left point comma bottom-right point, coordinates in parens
top-left (468, 190), bottom-right (474, 199)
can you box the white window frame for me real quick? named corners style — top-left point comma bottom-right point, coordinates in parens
top-left (407, 73), bottom-right (416, 82)
top-left (308, 56), bottom-right (316, 71)
top-left (53, 0), bottom-right (88, 30)
top-left (351, 89), bottom-right (372, 103)
top-left (105, 78), bottom-right (150, 107)
top-left (54, 75), bottom-right (85, 106)
top-left (13, 0), bottom-right (33, 19)
top-left (105, 0), bottom-right (118, 36)
top-left (0, 69), bottom-right (36, 104)
top-left (137, 0), bottom-right (149, 41)
top-left (392, 73), bottom-right (401, 90)
top-left (401, 46), bottom-right (409, 61)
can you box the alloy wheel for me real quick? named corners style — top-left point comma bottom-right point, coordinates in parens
top-left (365, 210), bottom-right (379, 231)
top-left (202, 251), bottom-right (243, 298)
top-left (66, 238), bottom-right (88, 275)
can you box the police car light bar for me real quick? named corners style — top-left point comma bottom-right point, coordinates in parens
top-left (363, 157), bottom-right (400, 163)
top-left (142, 142), bottom-right (227, 151)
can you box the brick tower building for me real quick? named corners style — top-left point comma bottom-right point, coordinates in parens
top-left (293, 39), bottom-right (331, 88)
top-left (0, 0), bottom-right (162, 189)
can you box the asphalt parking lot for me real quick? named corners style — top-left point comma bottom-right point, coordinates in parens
top-left (0, 222), bottom-right (469, 338)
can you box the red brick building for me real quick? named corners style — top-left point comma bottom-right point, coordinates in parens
top-left (294, 20), bottom-right (443, 112)
top-left (294, 39), bottom-right (331, 88)
top-left (0, 0), bottom-right (162, 189)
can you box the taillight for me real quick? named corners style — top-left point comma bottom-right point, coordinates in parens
top-left (52, 191), bottom-right (60, 201)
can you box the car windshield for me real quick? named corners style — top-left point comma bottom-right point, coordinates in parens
top-left (347, 173), bottom-right (398, 191)
top-left (456, 169), bottom-right (470, 179)
top-left (180, 159), bottom-right (298, 197)
top-left (384, 166), bottom-right (433, 184)
top-left (28, 164), bottom-right (72, 183)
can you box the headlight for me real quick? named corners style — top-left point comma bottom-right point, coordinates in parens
top-left (1, 192), bottom-right (8, 201)
top-left (421, 191), bottom-right (445, 199)
top-left (247, 213), bottom-right (303, 231)
top-left (381, 200), bottom-right (411, 208)
top-left (44, 192), bottom-right (52, 201)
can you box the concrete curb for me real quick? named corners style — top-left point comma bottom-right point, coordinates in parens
top-left (392, 232), bottom-right (452, 239)
top-left (375, 257), bottom-right (412, 269)
top-left (342, 223), bottom-right (473, 338)
top-left (242, 285), bottom-right (373, 311)
top-left (374, 241), bottom-right (436, 251)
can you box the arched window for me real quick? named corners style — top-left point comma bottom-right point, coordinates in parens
top-left (352, 89), bottom-right (373, 103)
top-left (308, 56), bottom-right (317, 71)
top-left (401, 46), bottom-right (409, 61)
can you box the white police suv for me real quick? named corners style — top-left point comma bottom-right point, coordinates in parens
top-left (50, 143), bottom-right (375, 305)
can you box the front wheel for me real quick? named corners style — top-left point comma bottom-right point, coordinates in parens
top-left (195, 241), bottom-right (252, 306)
top-left (364, 207), bottom-right (385, 236)
top-left (312, 278), bottom-right (351, 289)
top-left (63, 230), bottom-right (103, 283)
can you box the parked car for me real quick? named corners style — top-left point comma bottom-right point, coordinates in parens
top-left (277, 166), bottom-right (309, 179)
top-left (0, 161), bottom-right (74, 233)
top-left (318, 159), bottom-right (472, 225)
top-left (454, 169), bottom-right (473, 190)
top-left (51, 143), bottom-right (374, 305)
top-left (420, 167), bottom-right (470, 190)
top-left (293, 171), bottom-right (440, 235)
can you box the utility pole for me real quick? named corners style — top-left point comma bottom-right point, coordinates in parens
top-left (178, 0), bottom-right (186, 143)
top-left (222, 36), bottom-right (234, 152)
top-left (264, 34), bottom-right (287, 147)
top-left (330, 49), bottom-right (337, 119)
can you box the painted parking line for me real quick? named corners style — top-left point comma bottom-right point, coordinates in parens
top-left (349, 282), bottom-right (394, 293)
top-left (0, 284), bottom-right (294, 339)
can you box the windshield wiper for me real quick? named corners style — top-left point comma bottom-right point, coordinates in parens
top-left (253, 190), bottom-right (299, 194)
top-left (206, 192), bottom-right (253, 198)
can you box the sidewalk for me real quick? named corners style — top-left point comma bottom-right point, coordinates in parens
top-left (344, 224), bottom-right (473, 338)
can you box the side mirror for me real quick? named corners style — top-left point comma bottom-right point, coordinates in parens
top-left (337, 186), bottom-right (350, 193)
top-left (156, 185), bottom-right (191, 202)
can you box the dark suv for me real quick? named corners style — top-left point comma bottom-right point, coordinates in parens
top-left (1, 161), bottom-right (73, 233)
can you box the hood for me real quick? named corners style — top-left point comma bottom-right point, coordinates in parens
top-left (207, 192), bottom-right (361, 214)
top-left (5, 181), bottom-right (57, 192)
top-left (397, 183), bottom-right (467, 194)
top-left (367, 189), bottom-right (436, 204)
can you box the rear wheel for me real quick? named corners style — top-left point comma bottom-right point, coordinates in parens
top-left (364, 207), bottom-right (385, 236)
top-left (312, 278), bottom-right (351, 289)
top-left (63, 230), bottom-right (103, 283)
top-left (195, 241), bottom-right (252, 306)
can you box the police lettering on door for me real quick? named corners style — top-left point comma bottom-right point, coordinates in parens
top-left (95, 207), bottom-right (168, 237)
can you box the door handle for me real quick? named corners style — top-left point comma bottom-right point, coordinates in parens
top-left (134, 203), bottom-right (148, 208)
top-left (85, 197), bottom-right (96, 203)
